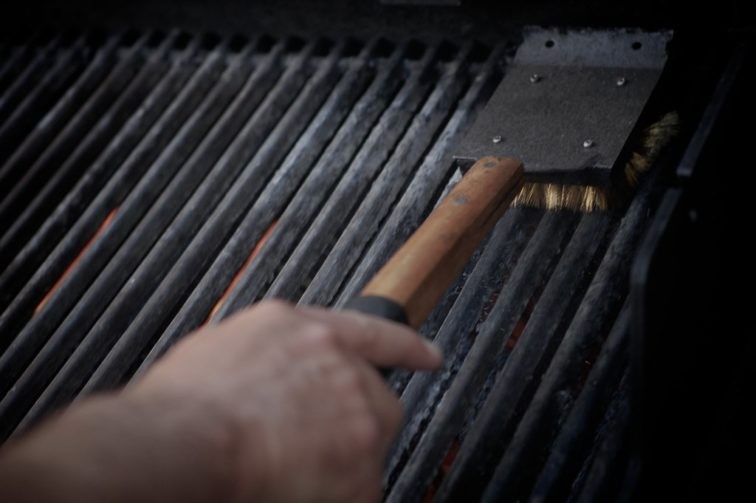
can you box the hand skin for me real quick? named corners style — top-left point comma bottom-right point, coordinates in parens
top-left (0, 300), bottom-right (443, 502)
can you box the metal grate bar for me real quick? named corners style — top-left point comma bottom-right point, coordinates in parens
top-left (384, 206), bottom-right (541, 482)
top-left (0, 33), bottom-right (163, 272)
top-left (566, 371), bottom-right (633, 503)
top-left (265, 42), bottom-right (452, 305)
top-left (477, 171), bottom-right (665, 499)
top-left (477, 205), bottom-right (650, 500)
top-left (213, 40), bottom-right (390, 315)
top-left (528, 300), bottom-right (631, 503)
top-left (0, 44), bottom-right (37, 95)
top-left (264, 43), bottom-right (424, 303)
top-left (301, 45), bottom-right (500, 309)
top-left (80, 38), bottom-right (374, 394)
top-left (386, 210), bottom-right (577, 501)
top-left (86, 40), bottom-right (412, 390)
top-left (437, 211), bottom-right (611, 501)
top-left (129, 39), bottom-right (422, 372)
top-left (18, 41), bottom-right (300, 426)
top-left (0, 35), bottom-right (63, 145)
top-left (0, 35), bottom-right (90, 171)
top-left (0, 36), bottom-right (122, 238)
top-left (0, 29), bottom-right (678, 500)
top-left (294, 48), bottom-right (472, 316)
top-left (219, 43), bottom-right (464, 317)
top-left (0, 40), bottom-right (219, 347)
top-left (0, 41), bottom-right (261, 438)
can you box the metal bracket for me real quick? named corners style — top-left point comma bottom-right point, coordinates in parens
top-left (454, 28), bottom-right (672, 185)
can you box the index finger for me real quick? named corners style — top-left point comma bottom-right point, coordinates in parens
top-left (295, 305), bottom-right (443, 371)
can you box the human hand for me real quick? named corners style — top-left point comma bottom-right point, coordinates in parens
top-left (0, 301), bottom-right (442, 503)
top-left (126, 300), bottom-right (442, 502)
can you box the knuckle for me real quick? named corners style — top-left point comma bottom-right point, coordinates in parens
top-left (350, 413), bottom-right (381, 452)
top-left (255, 298), bottom-right (293, 316)
top-left (300, 322), bottom-right (338, 349)
top-left (334, 365), bottom-right (363, 393)
top-left (356, 322), bottom-right (379, 352)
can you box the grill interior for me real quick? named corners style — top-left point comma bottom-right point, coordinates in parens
top-left (0, 16), bottom-right (743, 501)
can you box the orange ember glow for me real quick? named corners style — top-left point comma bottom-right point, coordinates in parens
top-left (205, 220), bottom-right (278, 324)
top-left (35, 208), bottom-right (119, 315)
top-left (423, 438), bottom-right (462, 502)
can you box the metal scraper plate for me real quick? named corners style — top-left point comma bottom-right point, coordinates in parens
top-left (455, 28), bottom-right (672, 185)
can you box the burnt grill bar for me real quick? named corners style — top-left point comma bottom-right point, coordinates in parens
top-left (0, 16), bottom-right (743, 500)
top-left (439, 211), bottom-right (612, 502)
top-left (0, 37), bottom-right (261, 435)
top-left (305, 45), bottom-right (501, 310)
top-left (132, 39), bottom-right (443, 364)
top-left (218, 43), bottom-right (471, 318)
top-left (18, 39), bottom-right (298, 427)
top-left (0, 33), bottom-right (67, 153)
top-left (568, 372), bottom-right (634, 502)
top-left (0, 34), bottom-right (123, 243)
top-left (264, 42), bottom-right (436, 304)
top-left (438, 171), bottom-right (661, 501)
top-left (0, 32), bottom-right (160, 271)
top-left (0, 38), bottom-right (219, 344)
top-left (0, 43), bottom-right (35, 95)
top-left (86, 37), bottom-right (382, 391)
top-left (386, 209), bottom-right (578, 500)
top-left (126, 39), bottom-right (394, 372)
top-left (528, 300), bottom-right (632, 502)
top-left (0, 35), bottom-right (90, 176)
top-left (383, 206), bottom-right (541, 481)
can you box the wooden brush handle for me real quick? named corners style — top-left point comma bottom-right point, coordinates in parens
top-left (345, 156), bottom-right (523, 329)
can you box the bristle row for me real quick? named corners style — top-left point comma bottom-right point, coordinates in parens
top-left (512, 183), bottom-right (609, 212)
top-left (515, 111), bottom-right (680, 212)
top-left (624, 111), bottom-right (680, 187)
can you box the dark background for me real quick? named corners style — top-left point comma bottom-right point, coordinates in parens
top-left (1, 0), bottom-right (752, 43)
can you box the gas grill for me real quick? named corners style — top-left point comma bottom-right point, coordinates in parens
top-left (1, 1), bottom-right (753, 501)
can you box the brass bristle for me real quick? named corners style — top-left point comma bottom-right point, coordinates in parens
top-left (624, 111), bottom-right (680, 187)
top-left (513, 183), bottom-right (611, 212)
top-left (513, 111), bottom-right (680, 212)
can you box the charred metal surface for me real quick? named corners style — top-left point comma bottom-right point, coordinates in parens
top-left (0, 27), bottom-right (698, 501)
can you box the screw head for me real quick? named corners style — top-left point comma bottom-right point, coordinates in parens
top-left (529, 73), bottom-right (542, 83)
top-left (616, 77), bottom-right (627, 87)
top-left (582, 139), bottom-right (594, 148)
top-left (492, 135), bottom-right (503, 144)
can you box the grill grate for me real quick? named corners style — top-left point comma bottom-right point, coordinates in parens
top-left (0, 30), bottom-right (664, 500)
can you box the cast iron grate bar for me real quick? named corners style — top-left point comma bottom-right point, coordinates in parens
top-left (528, 300), bottom-right (632, 503)
top-left (0, 29), bottom-right (670, 501)
top-left (0, 33), bottom-right (66, 150)
top-left (87, 38), bottom-right (408, 390)
top-left (65, 37), bottom-right (371, 403)
top-left (0, 31), bottom-right (168, 272)
top-left (0, 34), bottom-right (91, 172)
top-left (0, 36), bottom-right (219, 342)
top-left (0, 37), bottom-right (261, 435)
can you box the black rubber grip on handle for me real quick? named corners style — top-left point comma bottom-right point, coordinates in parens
top-left (342, 295), bottom-right (409, 326)
top-left (342, 296), bottom-right (409, 379)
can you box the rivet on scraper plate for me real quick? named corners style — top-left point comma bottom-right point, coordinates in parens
top-left (616, 77), bottom-right (627, 86)
top-left (529, 73), bottom-right (542, 83)
top-left (492, 135), bottom-right (503, 144)
top-left (582, 139), bottom-right (594, 148)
